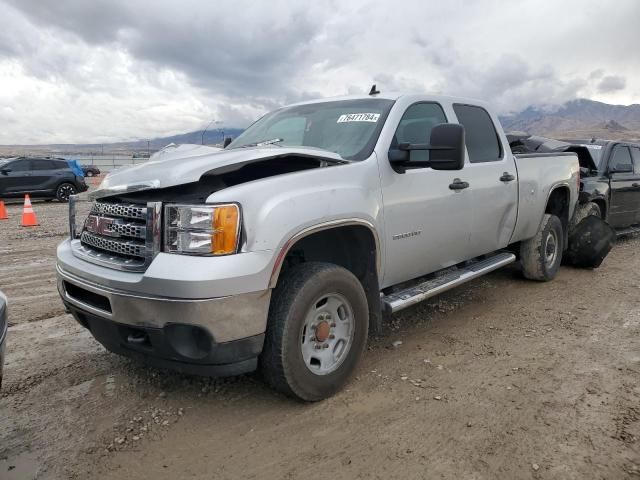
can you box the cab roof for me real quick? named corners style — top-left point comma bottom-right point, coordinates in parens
top-left (289, 92), bottom-right (491, 109)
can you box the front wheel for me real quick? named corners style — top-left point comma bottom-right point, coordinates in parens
top-left (260, 262), bottom-right (369, 401)
top-left (568, 202), bottom-right (601, 235)
top-left (56, 183), bottom-right (76, 202)
top-left (520, 214), bottom-right (564, 281)
top-left (86, 171), bottom-right (94, 177)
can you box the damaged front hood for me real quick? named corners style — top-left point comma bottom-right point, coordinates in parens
top-left (91, 145), bottom-right (345, 199)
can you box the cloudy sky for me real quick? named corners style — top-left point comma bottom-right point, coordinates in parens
top-left (0, 0), bottom-right (638, 144)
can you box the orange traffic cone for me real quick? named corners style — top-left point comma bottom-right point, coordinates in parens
top-left (21, 194), bottom-right (38, 227)
top-left (0, 200), bottom-right (7, 220)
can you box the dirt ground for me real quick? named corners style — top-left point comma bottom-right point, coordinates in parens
top-left (1, 199), bottom-right (639, 480)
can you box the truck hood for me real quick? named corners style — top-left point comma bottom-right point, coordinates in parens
top-left (91, 145), bottom-right (345, 199)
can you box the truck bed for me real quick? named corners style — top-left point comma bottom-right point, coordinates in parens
top-left (510, 152), bottom-right (579, 243)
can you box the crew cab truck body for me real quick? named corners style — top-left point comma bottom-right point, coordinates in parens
top-left (56, 93), bottom-right (579, 400)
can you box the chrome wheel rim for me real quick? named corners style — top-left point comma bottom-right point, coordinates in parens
top-left (544, 230), bottom-right (558, 268)
top-left (300, 293), bottom-right (355, 376)
top-left (58, 184), bottom-right (75, 201)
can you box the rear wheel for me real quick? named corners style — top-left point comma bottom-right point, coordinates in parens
top-left (86, 171), bottom-right (94, 177)
top-left (260, 262), bottom-right (369, 401)
top-left (56, 183), bottom-right (76, 202)
top-left (520, 214), bottom-right (564, 281)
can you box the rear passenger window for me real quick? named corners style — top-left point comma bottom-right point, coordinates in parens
top-left (392, 103), bottom-right (447, 163)
top-left (51, 160), bottom-right (68, 170)
top-left (453, 104), bottom-right (502, 163)
top-left (31, 159), bottom-right (54, 170)
top-left (610, 146), bottom-right (633, 174)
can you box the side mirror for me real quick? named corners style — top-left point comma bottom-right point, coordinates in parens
top-left (223, 137), bottom-right (233, 148)
top-left (428, 123), bottom-right (465, 170)
top-left (388, 123), bottom-right (465, 171)
top-left (610, 164), bottom-right (633, 174)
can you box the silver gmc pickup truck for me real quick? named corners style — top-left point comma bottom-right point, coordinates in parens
top-left (57, 92), bottom-right (579, 400)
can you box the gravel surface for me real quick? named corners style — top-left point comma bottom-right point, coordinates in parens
top-left (0, 200), bottom-right (639, 479)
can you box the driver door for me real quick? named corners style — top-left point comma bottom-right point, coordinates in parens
top-left (1, 159), bottom-right (33, 195)
top-left (380, 102), bottom-right (472, 287)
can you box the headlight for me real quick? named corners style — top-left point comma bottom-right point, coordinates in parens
top-left (164, 204), bottom-right (240, 255)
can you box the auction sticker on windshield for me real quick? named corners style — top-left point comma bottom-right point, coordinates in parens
top-left (337, 113), bottom-right (380, 123)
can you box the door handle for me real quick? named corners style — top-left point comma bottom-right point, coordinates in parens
top-left (500, 172), bottom-right (515, 182)
top-left (633, 183), bottom-right (640, 187)
top-left (449, 178), bottom-right (469, 191)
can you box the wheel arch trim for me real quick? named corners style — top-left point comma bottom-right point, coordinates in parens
top-left (268, 218), bottom-right (381, 289)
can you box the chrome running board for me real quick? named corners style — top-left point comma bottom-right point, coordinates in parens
top-left (382, 252), bottom-right (516, 314)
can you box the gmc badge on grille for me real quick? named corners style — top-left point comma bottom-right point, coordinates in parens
top-left (85, 215), bottom-right (119, 237)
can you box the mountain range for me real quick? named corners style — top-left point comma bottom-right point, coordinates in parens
top-left (500, 98), bottom-right (640, 141)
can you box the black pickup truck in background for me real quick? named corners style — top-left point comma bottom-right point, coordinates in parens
top-left (508, 133), bottom-right (640, 234)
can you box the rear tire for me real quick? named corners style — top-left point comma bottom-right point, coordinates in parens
top-left (56, 183), bottom-right (76, 202)
top-left (86, 171), bottom-right (94, 177)
top-left (260, 262), bottom-right (369, 401)
top-left (520, 214), bottom-right (563, 281)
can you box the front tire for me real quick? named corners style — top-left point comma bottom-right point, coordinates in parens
top-left (568, 202), bottom-right (601, 235)
top-left (56, 183), bottom-right (76, 202)
top-left (520, 214), bottom-right (564, 281)
top-left (260, 262), bottom-right (369, 401)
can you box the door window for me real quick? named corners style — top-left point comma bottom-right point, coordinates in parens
top-left (391, 103), bottom-right (447, 163)
top-left (7, 159), bottom-right (30, 171)
top-left (452, 104), bottom-right (502, 163)
top-left (609, 146), bottom-right (633, 174)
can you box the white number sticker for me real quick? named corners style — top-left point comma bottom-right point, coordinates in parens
top-left (337, 113), bottom-right (380, 123)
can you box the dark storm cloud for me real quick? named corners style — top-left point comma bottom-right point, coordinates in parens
top-left (4, 0), bottom-right (329, 100)
top-left (597, 75), bottom-right (626, 94)
top-left (0, 0), bottom-right (638, 143)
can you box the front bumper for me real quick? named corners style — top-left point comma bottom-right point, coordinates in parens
top-left (66, 305), bottom-right (263, 376)
top-left (57, 238), bottom-right (274, 376)
top-left (57, 264), bottom-right (271, 343)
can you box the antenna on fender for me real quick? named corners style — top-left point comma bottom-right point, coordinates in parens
top-left (369, 84), bottom-right (380, 96)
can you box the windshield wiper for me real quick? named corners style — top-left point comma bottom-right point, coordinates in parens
top-left (240, 138), bottom-right (284, 148)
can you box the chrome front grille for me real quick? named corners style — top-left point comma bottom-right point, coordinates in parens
top-left (80, 231), bottom-right (147, 258)
top-left (91, 202), bottom-right (147, 220)
top-left (70, 198), bottom-right (161, 272)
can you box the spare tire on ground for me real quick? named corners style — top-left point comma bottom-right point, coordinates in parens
top-left (565, 215), bottom-right (615, 268)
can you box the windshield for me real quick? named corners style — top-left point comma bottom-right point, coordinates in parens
top-left (228, 98), bottom-right (395, 160)
top-left (576, 144), bottom-right (604, 168)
